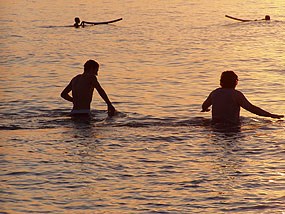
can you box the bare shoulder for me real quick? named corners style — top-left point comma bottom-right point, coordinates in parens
top-left (71, 74), bottom-right (82, 82)
top-left (90, 75), bottom-right (98, 82)
top-left (211, 88), bottom-right (220, 94)
top-left (88, 75), bottom-right (100, 87)
top-left (233, 89), bottom-right (252, 107)
top-left (210, 88), bottom-right (222, 96)
top-left (233, 89), bottom-right (244, 100)
top-left (234, 89), bottom-right (244, 96)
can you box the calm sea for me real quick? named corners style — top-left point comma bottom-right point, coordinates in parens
top-left (1, 0), bottom-right (285, 213)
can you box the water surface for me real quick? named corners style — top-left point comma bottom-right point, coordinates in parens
top-left (1, 0), bottom-right (285, 213)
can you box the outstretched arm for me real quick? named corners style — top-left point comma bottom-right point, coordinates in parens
top-left (201, 92), bottom-right (212, 112)
top-left (236, 91), bottom-right (283, 119)
top-left (94, 79), bottom-right (116, 116)
top-left (61, 81), bottom-right (73, 102)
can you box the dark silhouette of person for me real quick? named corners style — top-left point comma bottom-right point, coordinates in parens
top-left (263, 15), bottom-right (271, 21)
top-left (74, 17), bottom-right (82, 28)
top-left (202, 71), bottom-right (283, 124)
top-left (61, 60), bottom-right (116, 117)
top-left (73, 17), bottom-right (122, 28)
top-left (225, 15), bottom-right (271, 22)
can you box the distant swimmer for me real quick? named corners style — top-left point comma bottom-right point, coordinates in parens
top-left (225, 15), bottom-right (270, 22)
top-left (61, 60), bottom-right (116, 117)
top-left (74, 17), bottom-right (82, 28)
top-left (73, 17), bottom-right (123, 28)
top-left (201, 71), bottom-right (283, 124)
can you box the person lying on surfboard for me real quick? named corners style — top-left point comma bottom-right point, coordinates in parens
top-left (61, 60), bottom-right (116, 117)
top-left (73, 17), bottom-right (82, 28)
top-left (225, 15), bottom-right (270, 22)
top-left (201, 71), bottom-right (283, 124)
top-left (73, 17), bottom-right (123, 28)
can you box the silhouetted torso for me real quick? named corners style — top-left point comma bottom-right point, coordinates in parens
top-left (211, 88), bottom-right (240, 124)
top-left (71, 74), bottom-right (96, 110)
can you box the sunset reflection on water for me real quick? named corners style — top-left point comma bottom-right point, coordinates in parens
top-left (1, 0), bottom-right (285, 213)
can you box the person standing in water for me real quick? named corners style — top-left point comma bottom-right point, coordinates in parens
top-left (201, 71), bottom-right (283, 124)
top-left (61, 60), bottom-right (116, 117)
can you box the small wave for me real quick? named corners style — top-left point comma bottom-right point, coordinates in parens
top-left (110, 117), bottom-right (210, 128)
top-left (38, 25), bottom-right (72, 28)
top-left (5, 171), bottom-right (31, 176)
top-left (222, 204), bottom-right (280, 213)
top-left (0, 125), bottom-right (24, 130)
top-left (9, 34), bottom-right (23, 38)
top-left (0, 109), bottom-right (282, 131)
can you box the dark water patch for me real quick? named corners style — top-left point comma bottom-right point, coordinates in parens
top-left (38, 25), bottom-right (72, 29)
top-left (9, 34), bottom-right (23, 38)
top-left (0, 124), bottom-right (25, 130)
top-left (0, 109), bottom-right (209, 130)
top-left (174, 180), bottom-right (206, 189)
top-left (221, 204), bottom-right (280, 212)
top-left (137, 158), bottom-right (164, 164)
top-left (112, 116), bottom-right (211, 128)
top-left (4, 171), bottom-right (31, 176)
top-left (205, 196), bottom-right (230, 201)
top-left (62, 184), bottom-right (86, 189)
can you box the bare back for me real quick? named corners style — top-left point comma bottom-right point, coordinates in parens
top-left (71, 74), bottom-right (96, 110)
top-left (202, 87), bottom-right (282, 123)
top-left (211, 88), bottom-right (240, 124)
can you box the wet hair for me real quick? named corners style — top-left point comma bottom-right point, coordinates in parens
top-left (84, 60), bottom-right (99, 73)
top-left (220, 71), bottom-right (238, 88)
top-left (74, 17), bottom-right (81, 23)
top-left (265, 15), bottom-right (270, 20)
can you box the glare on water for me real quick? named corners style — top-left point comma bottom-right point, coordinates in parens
top-left (1, 0), bottom-right (285, 213)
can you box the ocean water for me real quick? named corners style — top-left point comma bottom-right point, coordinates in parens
top-left (1, 0), bottom-right (285, 213)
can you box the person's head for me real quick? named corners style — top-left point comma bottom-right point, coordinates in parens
top-left (220, 71), bottom-right (238, 88)
top-left (84, 60), bottom-right (99, 75)
top-left (74, 17), bottom-right (81, 24)
top-left (265, 15), bottom-right (270, 20)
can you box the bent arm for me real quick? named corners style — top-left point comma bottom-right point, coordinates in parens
top-left (236, 91), bottom-right (283, 118)
top-left (201, 92), bottom-right (212, 112)
top-left (61, 82), bottom-right (73, 102)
